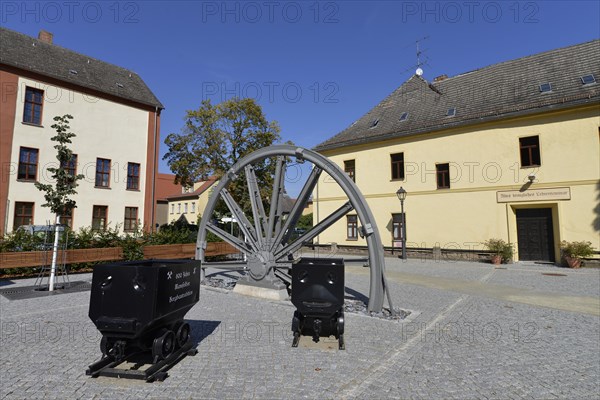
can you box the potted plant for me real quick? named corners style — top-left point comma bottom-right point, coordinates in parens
top-left (560, 240), bottom-right (595, 268)
top-left (483, 239), bottom-right (513, 265)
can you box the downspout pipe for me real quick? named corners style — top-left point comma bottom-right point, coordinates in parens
top-left (151, 106), bottom-right (159, 232)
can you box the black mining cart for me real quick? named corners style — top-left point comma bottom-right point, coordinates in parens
top-left (86, 259), bottom-right (201, 382)
top-left (291, 258), bottom-right (345, 350)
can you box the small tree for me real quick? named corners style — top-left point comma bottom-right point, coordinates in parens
top-left (35, 114), bottom-right (84, 291)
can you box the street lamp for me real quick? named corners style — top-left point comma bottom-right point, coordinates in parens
top-left (396, 187), bottom-right (407, 260)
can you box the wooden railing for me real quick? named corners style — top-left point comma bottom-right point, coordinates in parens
top-left (0, 242), bottom-right (238, 269)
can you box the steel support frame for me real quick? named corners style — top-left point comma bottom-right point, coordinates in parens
top-left (196, 145), bottom-right (389, 312)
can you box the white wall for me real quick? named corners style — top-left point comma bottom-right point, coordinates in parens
top-left (7, 77), bottom-right (149, 232)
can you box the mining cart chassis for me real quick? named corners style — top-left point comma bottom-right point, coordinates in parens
top-left (86, 341), bottom-right (197, 382)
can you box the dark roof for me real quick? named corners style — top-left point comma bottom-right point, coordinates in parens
top-left (155, 173), bottom-right (183, 201)
top-left (165, 178), bottom-right (218, 201)
top-left (0, 28), bottom-right (163, 109)
top-left (281, 194), bottom-right (295, 214)
top-left (316, 39), bottom-right (600, 151)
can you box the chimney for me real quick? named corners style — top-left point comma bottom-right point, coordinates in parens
top-left (38, 30), bottom-right (53, 44)
top-left (434, 74), bottom-right (448, 82)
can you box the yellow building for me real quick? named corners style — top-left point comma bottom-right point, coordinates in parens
top-left (302, 199), bottom-right (313, 216)
top-left (165, 178), bottom-right (218, 226)
top-left (314, 40), bottom-right (600, 262)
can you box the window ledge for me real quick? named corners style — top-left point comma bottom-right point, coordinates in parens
top-left (390, 178), bottom-right (405, 182)
top-left (17, 179), bottom-right (38, 183)
top-left (346, 238), bottom-right (358, 241)
top-left (94, 186), bottom-right (111, 189)
top-left (126, 189), bottom-right (141, 192)
top-left (21, 121), bottom-right (43, 128)
top-left (520, 165), bottom-right (541, 169)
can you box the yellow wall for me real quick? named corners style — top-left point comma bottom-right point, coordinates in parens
top-left (168, 181), bottom-right (217, 225)
top-left (314, 106), bottom-right (600, 260)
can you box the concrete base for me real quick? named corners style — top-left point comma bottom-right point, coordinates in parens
top-left (296, 335), bottom-right (339, 351)
top-left (233, 281), bottom-right (289, 301)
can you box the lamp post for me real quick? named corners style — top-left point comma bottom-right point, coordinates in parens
top-left (396, 187), bottom-right (407, 260)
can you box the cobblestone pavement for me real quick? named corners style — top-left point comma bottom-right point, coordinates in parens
top-left (0, 258), bottom-right (598, 399)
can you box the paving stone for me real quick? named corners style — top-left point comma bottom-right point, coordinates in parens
top-left (0, 259), bottom-right (598, 399)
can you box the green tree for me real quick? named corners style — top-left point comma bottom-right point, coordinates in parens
top-left (296, 213), bottom-right (313, 230)
top-left (35, 114), bottom-right (84, 291)
top-left (163, 98), bottom-right (281, 215)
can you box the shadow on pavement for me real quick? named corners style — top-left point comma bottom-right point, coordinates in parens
top-left (188, 320), bottom-right (221, 347)
top-left (344, 286), bottom-right (369, 303)
top-left (0, 279), bottom-right (15, 287)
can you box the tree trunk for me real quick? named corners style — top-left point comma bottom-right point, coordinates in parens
top-left (48, 215), bottom-right (61, 291)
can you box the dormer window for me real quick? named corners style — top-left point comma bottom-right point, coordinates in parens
top-left (399, 112), bottom-right (408, 122)
top-left (581, 74), bottom-right (596, 85)
top-left (539, 83), bottom-right (552, 93)
top-left (446, 108), bottom-right (456, 117)
top-left (370, 118), bottom-right (379, 128)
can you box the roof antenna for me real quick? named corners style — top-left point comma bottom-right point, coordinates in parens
top-left (399, 36), bottom-right (430, 77)
top-left (415, 36), bottom-right (429, 76)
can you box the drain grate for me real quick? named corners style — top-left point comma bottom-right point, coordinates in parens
top-left (0, 281), bottom-right (92, 301)
top-left (542, 272), bottom-right (567, 277)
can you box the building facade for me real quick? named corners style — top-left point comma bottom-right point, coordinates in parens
top-left (313, 40), bottom-right (600, 262)
top-left (155, 173), bottom-right (184, 228)
top-left (165, 178), bottom-right (218, 226)
top-left (0, 28), bottom-right (163, 234)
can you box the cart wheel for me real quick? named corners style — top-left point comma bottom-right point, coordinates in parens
top-left (175, 322), bottom-right (191, 348)
top-left (292, 311), bottom-right (300, 333)
top-left (102, 338), bottom-right (126, 361)
top-left (152, 329), bottom-right (175, 362)
top-left (337, 312), bottom-right (345, 336)
top-left (100, 336), bottom-right (110, 356)
top-left (292, 331), bottom-right (300, 348)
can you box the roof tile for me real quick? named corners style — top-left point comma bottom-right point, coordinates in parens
top-left (0, 28), bottom-right (163, 109)
top-left (316, 40), bottom-right (600, 151)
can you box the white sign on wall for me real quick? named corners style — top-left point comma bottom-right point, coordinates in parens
top-left (496, 187), bottom-right (571, 203)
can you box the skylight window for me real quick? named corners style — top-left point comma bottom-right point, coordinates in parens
top-left (446, 108), bottom-right (456, 117)
top-left (69, 69), bottom-right (78, 75)
top-left (581, 74), bottom-right (596, 85)
top-left (116, 83), bottom-right (124, 88)
top-left (399, 112), bottom-right (408, 121)
top-left (370, 118), bottom-right (379, 128)
top-left (539, 83), bottom-right (552, 93)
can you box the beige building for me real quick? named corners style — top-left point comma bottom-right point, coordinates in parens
top-left (314, 40), bottom-right (600, 262)
top-left (0, 28), bottom-right (163, 234)
top-left (302, 199), bottom-right (313, 216)
top-left (165, 178), bottom-right (218, 225)
top-left (155, 173), bottom-right (184, 228)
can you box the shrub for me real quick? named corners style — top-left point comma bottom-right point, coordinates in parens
top-left (560, 241), bottom-right (595, 259)
top-left (121, 235), bottom-right (144, 261)
top-left (483, 239), bottom-right (513, 262)
top-left (0, 229), bottom-right (45, 252)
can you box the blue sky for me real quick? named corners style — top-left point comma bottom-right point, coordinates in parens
top-left (2, 1), bottom-right (599, 184)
